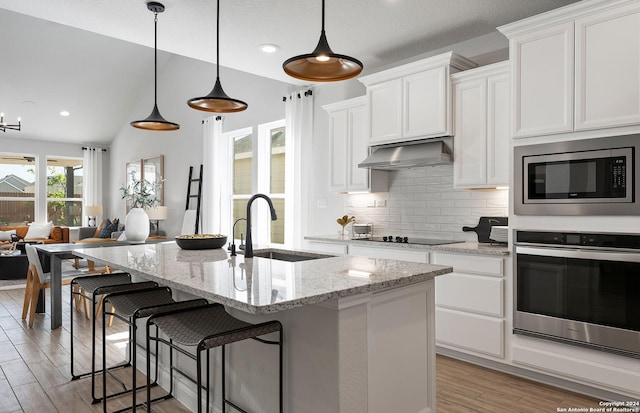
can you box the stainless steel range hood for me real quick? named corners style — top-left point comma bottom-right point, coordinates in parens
top-left (358, 138), bottom-right (452, 170)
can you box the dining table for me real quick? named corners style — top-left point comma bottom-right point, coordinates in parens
top-left (35, 240), bottom-right (167, 329)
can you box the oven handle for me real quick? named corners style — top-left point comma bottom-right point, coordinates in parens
top-left (515, 246), bottom-right (640, 263)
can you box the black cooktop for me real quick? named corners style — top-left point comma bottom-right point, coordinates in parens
top-left (363, 236), bottom-right (459, 246)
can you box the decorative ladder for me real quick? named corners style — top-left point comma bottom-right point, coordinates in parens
top-left (185, 165), bottom-right (203, 234)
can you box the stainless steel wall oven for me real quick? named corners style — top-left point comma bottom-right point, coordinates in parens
top-left (514, 230), bottom-right (640, 358)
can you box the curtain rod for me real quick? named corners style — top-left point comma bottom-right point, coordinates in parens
top-left (202, 116), bottom-right (223, 124)
top-left (282, 89), bottom-right (313, 102)
top-left (82, 147), bottom-right (107, 152)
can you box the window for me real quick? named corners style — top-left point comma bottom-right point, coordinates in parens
top-left (228, 119), bottom-right (289, 246)
top-left (0, 153), bottom-right (83, 226)
top-left (0, 154), bottom-right (36, 225)
top-left (46, 156), bottom-right (83, 226)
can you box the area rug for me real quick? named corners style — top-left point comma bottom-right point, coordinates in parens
top-left (0, 279), bottom-right (26, 290)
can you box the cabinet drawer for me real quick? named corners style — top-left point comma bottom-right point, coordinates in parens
top-left (433, 253), bottom-right (503, 276)
top-left (349, 245), bottom-right (428, 263)
top-left (436, 273), bottom-right (503, 317)
top-left (436, 308), bottom-right (504, 358)
top-left (306, 241), bottom-right (348, 255)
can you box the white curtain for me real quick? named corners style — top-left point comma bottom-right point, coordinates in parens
top-left (202, 116), bottom-right (230, 236)
top-left (285, 89), bottom-right (314, 248)
top-left (82, 147), bottom-right (103, 226)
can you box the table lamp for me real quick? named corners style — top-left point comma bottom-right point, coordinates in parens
top-left (146, 205), bottom-right (168, 236)
top-left (85, 205), bottom-right (103, 227)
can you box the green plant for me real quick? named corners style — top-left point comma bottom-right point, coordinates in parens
top-left (120, 172), bottom-right (164, 209)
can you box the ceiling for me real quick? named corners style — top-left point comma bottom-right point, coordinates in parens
top-left (0, 0), bottom-right (580, 145)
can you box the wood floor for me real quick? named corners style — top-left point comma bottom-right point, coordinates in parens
top-left (0, 285), bottom-right (602, 413)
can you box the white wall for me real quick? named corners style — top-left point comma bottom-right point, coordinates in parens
top-left (109, 53), bottom-right (293, 237)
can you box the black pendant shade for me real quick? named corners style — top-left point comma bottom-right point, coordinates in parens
top-left (188, 0), bottom-right (247, 113)
top-left (283, 0), bottom-right (362, 82)
top-left (131, 103), bottom-right (180, 131)
top-left (131, 2), bottom-right (180, 131)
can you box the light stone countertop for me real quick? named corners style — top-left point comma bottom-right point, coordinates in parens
top-left (74, 241), bottom-right (452, 314)
top-left (305, 235), bottom-right (510, 256)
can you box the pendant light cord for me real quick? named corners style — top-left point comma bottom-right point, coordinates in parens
top-left (154, 11), bottom-right (158, 107)
top-left (216, 0), bottom-right (220, 81)
top-left (321, 0), bottom-right (325, 32)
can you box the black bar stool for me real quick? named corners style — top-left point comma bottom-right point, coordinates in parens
top-left (145, 303), bottom-right (283, 413)
top-left (70, 271), bottom-right (157, 404)
top-left (101, 286), bottom-right (208, 413)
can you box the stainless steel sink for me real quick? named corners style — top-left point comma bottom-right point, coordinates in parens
top-left (251, 249), bottom-right (334, 262)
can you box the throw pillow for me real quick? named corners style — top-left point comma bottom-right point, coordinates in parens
top-left (98, 218), bottom-right (120, 239)
top-left (98, 219), bottom-right (113, 238)
top-left (50, 226), bottom-right (64, 241)
top-left (25, 222), bottom-right (53, 240)
top-left (93, 219), bottom-right (106, 238)
top-left (107, 218), bottom-right (119, 236)
top-left (0, 229), bottom-right (16, 241)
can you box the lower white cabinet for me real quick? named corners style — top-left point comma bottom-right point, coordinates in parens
top-left (433, 251), bottom-right (507, 359)
top-left (306, 241), bottom-right (348, 255)
top-left (349, 244), bottom-right (428, 263)
top-left (436, 308), bottom-right (504, 358)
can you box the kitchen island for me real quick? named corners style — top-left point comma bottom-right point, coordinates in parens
top-left (75, 242), bottom-right (452, 413)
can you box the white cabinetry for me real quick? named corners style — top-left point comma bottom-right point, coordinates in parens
top-left (306, 240), bottom-right (348, 255)
top-left (500, 0), bottom-right (640, 138)
top-left (349, 244), bottom-right (428, 263)
top-left (575, 2), bottom-right (640, 131)
top-left (359, 52), bottom-right (476, 146)
top-left (433, 252), bottom-right (506, 358)
top-left (452, 62), bottom-right (510, 188)
top-left (323, 97), bottom-right (388, 193)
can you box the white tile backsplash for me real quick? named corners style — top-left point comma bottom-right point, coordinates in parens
top-left (346, 164), bottom-right (508, 241)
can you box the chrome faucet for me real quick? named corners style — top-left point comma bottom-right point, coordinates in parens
top-left (244, 193), bottom-right (278, 258)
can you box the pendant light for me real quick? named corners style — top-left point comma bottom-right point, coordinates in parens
top-left (283, 0), bottom-right (363, 82)
top-left (131, 2), bottom-right (180, 131)
top-left (187, 0), bottom-right (247, 113)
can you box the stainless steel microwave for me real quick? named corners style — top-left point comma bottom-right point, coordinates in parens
top-left (514, 134), bottom-right (640, 215)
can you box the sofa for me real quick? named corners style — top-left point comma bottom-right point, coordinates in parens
top-left (0, 225), bottom-right (69, 280)
top-left (74, 218), bottom-right (123, 243)
top-left (0, 225), bottom-right (70, 245)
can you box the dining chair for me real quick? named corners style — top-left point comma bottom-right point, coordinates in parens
top-left (22, 243), bottom-right (86, 328)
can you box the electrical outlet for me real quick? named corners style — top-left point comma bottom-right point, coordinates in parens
top-left (367, 200), bottom-right (376, 207)
top-left (316, 198), bottom-right (327, 208)
top-left (376, 199), bottom-right (386, 207)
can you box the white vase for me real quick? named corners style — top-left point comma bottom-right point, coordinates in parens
top-left (125, 207), bottom-right (149, 244)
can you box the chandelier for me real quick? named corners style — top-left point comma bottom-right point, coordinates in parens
top-left (0, 113), bottom-right (21, 132)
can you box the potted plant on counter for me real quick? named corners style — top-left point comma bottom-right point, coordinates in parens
top-left (120, 172), bottom-right (164, 243)
top-left (337, 215), bottom-right (356, 238)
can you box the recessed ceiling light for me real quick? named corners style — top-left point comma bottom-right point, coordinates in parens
top-left (60, 110), bottom-right (70, 117)
top-left (259, 44), bottom-right (279, 53)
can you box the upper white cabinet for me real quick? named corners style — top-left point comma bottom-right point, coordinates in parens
top-left (359, 52), bottom-right (476, 145)
top-left (575, 2), bottom-right (640, 131)
top-left (499, 0), bottom-right (640, 138)
top-left (323, 97), bottom-right (388, 193)
top-left (452, 61), bottom-right (510, 188)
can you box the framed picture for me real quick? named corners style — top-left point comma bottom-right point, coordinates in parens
top-left (142, 155), bottom-right (164, 206)
top-left (124, 155), bottom-right (164, 212)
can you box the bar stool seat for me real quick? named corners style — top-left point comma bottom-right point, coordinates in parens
top-left (70, 271), bottom-right (157, 404)
top-left (101, 286), bottom-right (208, 412)
top-left (146, 303), bottom-right (283, 413)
